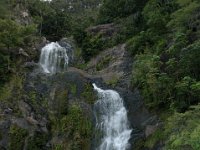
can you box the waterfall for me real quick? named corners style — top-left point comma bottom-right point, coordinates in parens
top-left (93, 84), bottom-right (132, 150)
top-left (39, 42), bottom-right (69, 74)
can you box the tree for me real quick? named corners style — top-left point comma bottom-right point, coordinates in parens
top-left (0, 19), bottom-right (36, 49)
top-left (180, 41), bottom-right (200, 80)
top-left (27, 0), bottom-right (72, 40)
top-left (0, 19), bottom-right (23, 49)
top-left (97, 0), bottom-right (147, 23)
top-left (0, 0), bottom-right (10, 19)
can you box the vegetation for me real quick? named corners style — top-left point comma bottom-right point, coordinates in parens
top-left (27, 132), bottom-right (49, 150)
top-left (8, 124), bottom-right (28, 150)
top-left (97, 0), bottom-right (200, 148)
top-left (0, 0), bottom-right (200, 149)
top-left (144, 105), bottom-right (200, 149)
top-left (81, 83), bottom-right (96, 104)
top-left (51, 104), bottom-right (93, 150)
top-left (126, 0), bottom-right (200, 112)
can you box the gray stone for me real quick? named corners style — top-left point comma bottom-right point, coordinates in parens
top-left (19, 48), bottom-right (29, 57)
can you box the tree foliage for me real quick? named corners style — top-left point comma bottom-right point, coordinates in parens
top-left (124, 0), bottom-right (200, 112)
top-left (97, 0), bottom-right (147, 23)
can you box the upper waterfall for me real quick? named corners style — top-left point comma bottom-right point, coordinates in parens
top-left (39, 42), bottom-right (69, 74)
top-left (93, 84), bottom-right (132, 150)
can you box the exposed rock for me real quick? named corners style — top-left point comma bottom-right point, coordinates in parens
top-left (13, 3), bottom-right (32, 25)
top-left (0, 120), bottom-right (11, 149)
top-left (22, 11), bottom-right (29, 18)
top-left (3, 108), bottom-right (13, 115)
top-left (86, 44), bottom-right (132, 89)
top-left (145, 124), bottom-right (159, 138)
top-left (86, 23), bottom-right (119, 37)
top-left (11, 118), bottom-right (30, 130)
top-left (19, 48), bottom-right (29, 58)
top-left (18, 101), bottom-right (32, 117)
top-left (23, 61), bottom-right (38, 69)
top-left (26, 116), bottom-right (39, 125)
top-left (58, 38), bottom-right (75, 65)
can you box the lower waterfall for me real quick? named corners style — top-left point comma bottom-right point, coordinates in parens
top-left (93, 84), bottom-right (132, 150)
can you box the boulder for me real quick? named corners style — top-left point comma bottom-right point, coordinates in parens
top-left (19, 48), bottom-right (29, 57)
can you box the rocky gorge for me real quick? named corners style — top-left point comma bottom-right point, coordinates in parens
top-left (0, 35), bottom-right (159, 150)
top-left (1, 0), bottom-right (199, 149)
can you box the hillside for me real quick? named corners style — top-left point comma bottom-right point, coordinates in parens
top-left (0, 0), bottom-right (200, 150)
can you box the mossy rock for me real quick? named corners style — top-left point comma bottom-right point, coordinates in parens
top-left (52, 104), bottom-right (93, 150)
top-left (96, 55), bottom-right (112, 71)
top-left (27, 131), bottom-right (49, 150)
top-left (8, 124), bottom-right (28, 150)
top-left (81, 83), bottom-right (96, 105)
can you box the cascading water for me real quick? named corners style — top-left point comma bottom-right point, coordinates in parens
top-left (39, 42), bottom-right (69, 74)
top-left (93, 83), bottom-right (132, 150)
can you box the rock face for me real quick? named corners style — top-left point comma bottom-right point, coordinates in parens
top-left (86, 44), bottom-right (131, 86)
top-left (0, 64), bottom-right (98, 149)
top-left (58, 38), bottom-right (75, 65)
top-left (86, 23), bottom-right (119, 37)
top-left (0, 37), bottom-right (158, 149)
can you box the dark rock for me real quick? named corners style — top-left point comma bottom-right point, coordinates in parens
top-left (145, 124), bottom-right (159, 138)
top-left (86, 23), bottom-right (119, 37)
top-left (23, 61), bottom-right (38, 69)
top-left (3, 108), bottom-right (13, 115)
top-left (58, 38), bottom-right (75, 65)
top-left (0, 120), bottom-right (11, 149)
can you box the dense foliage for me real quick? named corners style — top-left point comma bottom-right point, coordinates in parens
top-left (70, 0), bottom-right (200, 111)
top-left (0, 0), bottom-right (200, 149)
top-left (97, 0), bottom-right (147, 23)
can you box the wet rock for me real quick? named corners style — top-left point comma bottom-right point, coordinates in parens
top-left (23, 61), bottom-right (38, 69)
top-left (58, 38), bottom-right (75, 65)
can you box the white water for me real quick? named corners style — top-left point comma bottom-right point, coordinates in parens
top-left (39, 42), bottom-right (69, 74)
top-left (93, 84), bottom-right (132, 150)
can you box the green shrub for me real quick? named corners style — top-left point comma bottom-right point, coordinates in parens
top-left (96, 55), bottom-right (111, 71)
top-left (81, 83), bottom-right (96, 104)
top-left (168, 1), bottom-right (200, 32)
top-left (164, 105), bottom-right (200, 149)
top-left (82, 33), bottom-right (105, 61)
top-left (179, 41), bottom-right (200, 80)
top-left (9, 124), bottom-right (28, 150)
top-left (97, 0), bottom-right (147, 24)
top-left (126, 31), bottom-right (153, 56)
top-left (27, 132), bottom-right (49, 150)
top-left (0, 19), bottom-right (36, 49)
top-left (174, 76), bottom-right (200, 111)
top-left (59, 104), bottom-right (93, 149)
